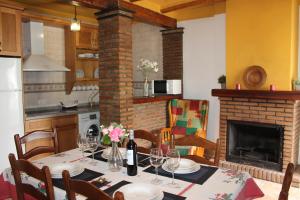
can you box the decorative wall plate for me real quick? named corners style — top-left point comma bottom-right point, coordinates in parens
top-left (243, 65), bottom-right (267, 89)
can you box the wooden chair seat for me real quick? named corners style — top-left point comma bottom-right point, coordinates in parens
top-left (14, 129), bottom-right (58, 160)
top-left (133, 129), bottom-right (160, 154)
top-left (62, 170), bottom-right (124, 200)
top-left (278, 163), bottom-right (295, 200)
top-left (8, 153), bottom-right (55, 200)
top-left (172, 135), bottom-right (220, 166)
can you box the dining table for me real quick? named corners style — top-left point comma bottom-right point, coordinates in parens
top-left (1, 147), bottom-right (264, 200)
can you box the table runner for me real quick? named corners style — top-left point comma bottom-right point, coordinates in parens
top-left (144, 165), bottom-right (217, 185)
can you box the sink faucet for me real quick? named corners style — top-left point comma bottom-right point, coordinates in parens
top-left (88, 90), bottom-right (99, 108)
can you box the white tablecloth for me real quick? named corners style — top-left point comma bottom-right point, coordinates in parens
top-left (2, 148), bottom-right (263, 200)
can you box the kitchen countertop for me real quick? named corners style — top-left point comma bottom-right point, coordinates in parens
top-left (25, 104), bottom-right (99, 120)
top-left (133, 94), bottom-right (182, 104)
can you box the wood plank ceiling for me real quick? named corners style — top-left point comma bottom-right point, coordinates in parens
top-left (12, 0), bottom-right (226, 27)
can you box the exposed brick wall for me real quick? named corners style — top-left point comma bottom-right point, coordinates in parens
top-left (218, 97), bottom-right (300, 186)
top-left (96, 9), bottom-right (134, 128)
top-left (133, 101), bottom-right (168, 132)
top-left (162, 28), bottom-right (183, 80)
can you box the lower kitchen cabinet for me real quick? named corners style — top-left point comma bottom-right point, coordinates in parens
top-left (25, 114), bottom-right (78, 159)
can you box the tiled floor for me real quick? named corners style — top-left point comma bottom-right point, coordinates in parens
top-left (255, 178), bottom-right (300, 200)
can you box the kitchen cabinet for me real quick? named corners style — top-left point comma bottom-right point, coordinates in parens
top-left (65, 25), bottom-right (99, 94)
top-left (76, 27), bottom-right (99, 49)
top-left (25, 114), bottom-right (78, 158)
top-left (0, 5), bottom-right (23, 57)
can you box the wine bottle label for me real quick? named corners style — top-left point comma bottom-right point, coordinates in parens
top-left (127, 150), bottom-right (134, 165)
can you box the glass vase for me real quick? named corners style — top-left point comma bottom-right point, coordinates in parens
top-left (108, 142), bottom-right (123, 172)
top-left (143, 76), bottom-right (149, 97)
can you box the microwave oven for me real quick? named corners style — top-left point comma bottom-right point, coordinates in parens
top-left (151, 80), bottom-right (182, 95)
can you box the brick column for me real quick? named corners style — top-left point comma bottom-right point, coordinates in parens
top-left (161, 28), bottom-right (184, 80)
top-left (96, 8), bottom-right (133, 128)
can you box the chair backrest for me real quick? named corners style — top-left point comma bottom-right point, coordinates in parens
top-left (174, 135), bottom-right (220, 166)
top-left (278, 163), bottom-right (295, 200)
top-left (168, 99), bottom-right (209, 137)
top-left (14, 129), bottom-right (58, 160)
top-left (134, 130), bottom-right (160, 154)
top-left (63, 170), bottom-right (124, 200)
top-left (8, 153), bottom-right (55, 200)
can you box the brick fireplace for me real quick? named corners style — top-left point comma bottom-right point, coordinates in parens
top-left (212, 89), bottom-right (300, 186)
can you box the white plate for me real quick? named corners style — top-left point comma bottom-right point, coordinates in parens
top-left (115, 183), bottom-right (163, 200)
top-left (162, 159), bottom-right (201, 174)
top-left (50, 163), bottom-right (84, 179)
top-left (101, 148), bottom-right (127, 160)
top-left (177, 158), bottom-right (197, 170)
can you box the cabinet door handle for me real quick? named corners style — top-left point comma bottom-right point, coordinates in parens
top-left (0, 41), bottom-right (2, 51)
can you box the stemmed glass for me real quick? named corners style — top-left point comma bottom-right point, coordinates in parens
top-left (149, 148), bottom-right (163, 185)
top-left (77, 134), bottom-right (87, 162)
top-left (87, 135), bottom-right (99, 165)
top-left (165, 149), bottom-right (181, 188)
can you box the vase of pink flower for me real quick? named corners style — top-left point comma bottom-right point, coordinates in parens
top-left (101, 122), bottom-right (127, 172)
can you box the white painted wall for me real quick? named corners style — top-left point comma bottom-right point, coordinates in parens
top-left (179, 14), bottom-right (226, 141)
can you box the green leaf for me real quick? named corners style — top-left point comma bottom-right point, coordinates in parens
top-left (102, 134), bottom-right (111, 145)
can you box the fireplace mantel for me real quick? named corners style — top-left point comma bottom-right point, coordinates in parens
top-left (212, 89), bottom-right (300, 100)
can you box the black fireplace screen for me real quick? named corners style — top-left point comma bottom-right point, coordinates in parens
top-left (226, 120), bottom-right (284, 171)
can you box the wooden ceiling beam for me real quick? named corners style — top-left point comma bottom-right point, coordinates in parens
top-left (119, 1), bottom-right (177, 28)
top-left (161, 0), bottom-right (225, 13)
top-left (72, 0), bottom-right (177, 28)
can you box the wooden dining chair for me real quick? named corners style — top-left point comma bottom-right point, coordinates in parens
top-left (8, 153), bottom-right (55, 200)
top-left (62, 170), bottom-right (124, 200)
top-left (173, 135), bottom-right (220, 166)
top-left (134, 129), bottom-right (160, 154)
top-left (278, 163), bottom-right (295, 200)
top-left (14, 129), bottom-right (58, 160)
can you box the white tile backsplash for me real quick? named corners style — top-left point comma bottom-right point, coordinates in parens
top-left (23, 25), bottom-right (99, 109)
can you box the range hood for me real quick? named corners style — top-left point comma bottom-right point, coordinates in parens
top-left (23, 22), bottom-right (69, 72)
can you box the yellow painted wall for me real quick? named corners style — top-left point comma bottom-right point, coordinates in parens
top-left (226, 0), bottom-right (298, 90)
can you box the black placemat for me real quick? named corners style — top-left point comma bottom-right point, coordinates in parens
top-left (137, 153), bottom-right (151, 167)
top-left (104, 180), bottom-right (131, 197)
top-left (163, 192), bottom-right (186, 200)
top-left (88, 151), bottom-right (150, 167)
top-left (52, 168), bottom-right (103, 190)
top-left (104, 181), bottom-right (186, 200)
top-left (143, 165), bottom-right (217, 185)
top-left (84, 146), bottom-right (105, 153)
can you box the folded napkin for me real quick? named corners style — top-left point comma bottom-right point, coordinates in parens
top-left (236, 178), bottom-right (264, 200)
top-left (104, 181), bottom-right (186, 200)
top-left (143, 165), bottom-right (217, 185)
top-left (52, 168), bottom-right (103, 190)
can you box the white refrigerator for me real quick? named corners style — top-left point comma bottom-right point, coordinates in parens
top-left (0, 57), bottom-right (24, 171)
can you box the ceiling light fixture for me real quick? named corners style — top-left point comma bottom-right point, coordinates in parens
top-left (71, 6), bottom-right (80, 31)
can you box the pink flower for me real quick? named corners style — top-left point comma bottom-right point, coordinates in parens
top-left (109, 127), bottom-right (123, 142)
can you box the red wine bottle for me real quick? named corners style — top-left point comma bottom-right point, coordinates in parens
top-left (127, 130), bottom-right (137, 176)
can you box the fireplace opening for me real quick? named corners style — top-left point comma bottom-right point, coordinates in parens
top-left (226, 120), bottom-right (284, 171)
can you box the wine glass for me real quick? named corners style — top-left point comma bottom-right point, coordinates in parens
top-left (77, 134), bottom-right (87, 162)
top-left (87, 135), bottom-right (99, 165)
top-left (149, 148), bottom-right (163, 185)
top-left (165, 149), bottom-right (181, 188)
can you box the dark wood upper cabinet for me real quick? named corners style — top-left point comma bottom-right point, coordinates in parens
top-left (0, 6), bottom-right (22, 57)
